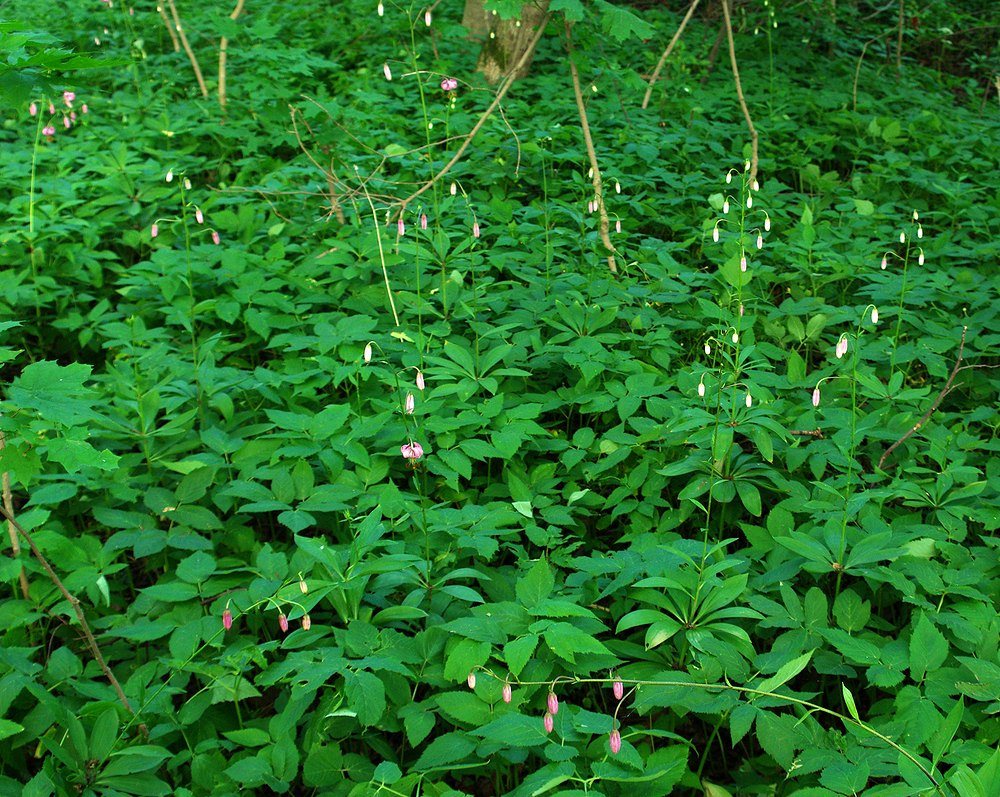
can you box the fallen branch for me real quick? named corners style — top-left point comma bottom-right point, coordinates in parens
top-left (641, 0), bottom-right (701, 110)
top-left (218, 0), bottom-right (246, 109)
top-left (0, 503), bottom-right (146, 735)
top-left (566, 22), bottom-right (617, 274)
top-left (721, 0), bottom-right (758, 185)
top-left (396, 13), bottom-right (551, 210)
top-left (878, 326), bottom-right (967, 470)
top-left (790, 429), bottom-right (825, 439)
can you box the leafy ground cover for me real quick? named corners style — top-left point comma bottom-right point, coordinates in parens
top-left (1, 1), bottom-right (999, 795)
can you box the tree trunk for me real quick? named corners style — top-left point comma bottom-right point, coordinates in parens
top-left (463, 0), bottom-right (550, 85)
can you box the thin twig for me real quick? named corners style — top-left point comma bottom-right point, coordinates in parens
top-left (790, 429), bottom-right (825, 439)
top-left (156, 4), bottom-right (181, 52)
top-left (0, 504), bottom-right (146, 734)
top-left (566, 22), bottom-right (618, 274)
top-left (895, 0), bottom-right (905, 73)
top-left (641, 0), bottom-right (701, 110)
top-left (164, 0), bottom-right (208, 98)
top-left (721, 0), bottom-right (758, 185)
top-left (878, 326), bottom-right (967, 470)
top-left (218, 0), bottom-right (246, 109)
top-left (0, 432), bottom-right (29, 598)
top-left (396, 14), bottom-right (551, 210)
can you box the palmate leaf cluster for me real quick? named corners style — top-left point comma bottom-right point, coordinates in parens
top-left (0, 1), bottom-right (998, 796)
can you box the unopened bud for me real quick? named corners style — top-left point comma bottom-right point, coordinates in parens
top-left (747, 195), bottom-right (753, 209)
top-left (615, 181), bottom-right (621, 194)
top-left (917, 225), bottom-right (923, 239)
top-left (467, 672), bottom-right (476, 689)
top-left (383, 62), bottom-right (392, 81)
top-left (543, 712), bottom-right (554, 733)
top-left (502, 683), bottom-right (512, 703)
top-left (609, 729), bottom-right (622, 754)
top-left (880, 255), bottom-right (887, 270)
top-left (812, 387), bottom-right (820, 407)
top-left (899, 231), bottom-right (905, 244)
top-left (404, 392), bottom-right (415, 414)
top-left (918, 250), bottom-right (924, 265)
top-left (151, 223), bottom-right (159, 238)
top-left (723, 199), bottom-right (730, 214)
top-left (299, 578), bottom-right (308, 593)
top-left (704, 343), bottom-right (711, 355)
top-left (301, 614), bottom-right (311, 630)
top-left (377, 1), bottom-right (384, 15)
top-left (712, 226), bottom-right (720, 243)
top-left (547, 692), bottom-right (559, 715)
top-left (871, 306), bottom-right (879, 324)
top-left (424, 9), bottom-right (431, 25)
top-left (613, 680), bottom-right (624, 700)
top-left (752, 179), bottom-right (759, 191)
top-left (415, 369), bottom-right (425, 390)
top-left (615, 219), bottom-right (621, 233)
top-left (363, 342), bottom-right (373, 363)
top-left (756, 234), bottom-right (763, 249)
top-left (166, 169), bottom-right (173, 182)
top-left (450, 182), bottom-right (457, 196)
top-left (764, 216), bottom-right (771, 232)
top-left (278, 613), bottom-right (289, 632)
top-left (420, 213), bottom-right (427, 230)
top-left (740, 255), bottom-right (747, 272)
top-left (698, 380), bottom-right (705, 398)
top-left (222, 609), bottom-right (233, 630)
top-left (745, 393), bottom-right (752, 408)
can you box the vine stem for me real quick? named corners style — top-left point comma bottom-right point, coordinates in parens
top-left (0, 504), bottom-right (146, 735)
top-left (641, 0), bottom-right (701, 109)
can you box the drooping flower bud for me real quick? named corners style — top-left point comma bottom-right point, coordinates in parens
top-left (184, 177), bottom-right (191, 190)
top-left (764, 216), bottom-right (771, 232)
top-left (615, 219), bottom-right (621, 233)
top-left (377, 1), bottom-right (384, 16)
top-left (899, 231), bottom-right (905, 244)
top-left (195, 207), bottom-right (204, 224)
top-left (363, 342), bottom-right (373, 363)
top-left (740, 255), bottom-right (747, 272)
top-left (756, 234), bottom-right (763, 250)
top-left (404, 392), bottom-right (415, 414)
top-left (723, 199), bottom-right (730, 214)
top-left (697, 380), bottom-right (705, 398)
top-left (299, 578), bottom-right (309, 594)
top-left (473, 222), bottom-right (480, 238)
top-left (450, 182), bottom-right (457, 196)
top-left (424, 8), bottom-right (432, 25)
top-left (745, 393), bottom-right (752, 408)
top-left (502, 683), bottom-right (512, 704)
top-left (880, 255), bottom-right (887, 270)
top-left (726, 172), bottom-right (733, 184)
top-left (746, 195), bottom-right (753, 209)
top-left (166, 169), bottom-right (173, 182)
top-left (397, 218), bottom-right (405, 236)
top-left (917, 225), bottom-right (923, 239)
top-left (613, 680), bottom-right (624, 701)
top-left (383, 62), bottom-right (392, 81)
top-left (151, 223), bottom-right (159, 238)
top-left (812, 387), bottom-right (820, 407)
top-left (29, 102), bottom-right (37, 116)
top-left (547, 692), bottom-right (559, 715)
top-left (543, 712), bottom-right (554, 733)
top-left (712, 226), bottom-right (720, 243)
top-left (871, 306), bottom-right (879, 324)
top-left (279, 613), bottom-right (289, 632)
top-left (918, 249), bottom-right (924, 266)
top-left (609, 729), bottom-right (622, 754)
top-left (704, 343), bottom-right (711, 355)
top-left (301, 614), bottom-right (312, 630)
top-left (222, 609), bottom-right (233, 630)
top-left (420, 213), bottom-right (428, 230)
top-left (467, 672), bottom-right (476, 689)
top-left (211, 230), bottom-right (221, 245)
top-left (731, 331), bottom-right (739, 344)
top-left (415, 369), bottom-right (425, 390)
top-left (615, 180), bottom-right (621, 194)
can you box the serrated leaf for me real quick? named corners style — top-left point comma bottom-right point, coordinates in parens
top-left (756, 651), bottom-right (813, 695)
top-left (345, 670), bottom-right (385, 727)
top-left (413, 732), bottom-right (476, 770)
top-left (504, 634), bottom-right (538, 676)
top-left (910, 612), bottom-right (949, 682)
top-left (842, 683), bottom-right (860, 721)
top-left (550, 0), bottom-right (585, 22)
top-left (516, 558), bottom-right (554, 606)
top-left (595, 0), bottom-right (654, 42)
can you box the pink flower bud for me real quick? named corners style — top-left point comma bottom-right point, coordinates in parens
top-left (278, 613), bottom-right (289, 632)
top-left (739, 303), bottom-right (745, 317)
top-left (543, 712), bottom-right (554, 733)
top-left (222, 609), bottom-right (233, 630)
top-left (502, 683), bottom-right (512, 703)
top-left (420, 213), bottom-right (428, 230)
top-left (547, 692), bottom-right (559, 715)
top-left (812, 387), bottom-right (820, 407)
top-left (195, 207), bottom-right (204, 224)
top-left (401, 441), bottom-right (424, 460)
top-left (613, 680), bottom-right (624, 701)
top-left (473, 222), bottom-right (480, 238)
top-left (740, 255), bottom-right (747, 272)
top-left (363, 342), bottom-right (373, 363)
top-left (756, 234), bottom-right (763, 250)
top-left (70, 112), bottom-right (76, 121)
top-left (151, 223), bottom-right (159, 238)
top-left (82, 103), bottom-right (89, 114)
top-left (383, 62), bottom-right (392, 81)
top-left (404, 392), bottom-right (415, 414)
top-left (48, 102), bottom-right (55, 115)
top-left (63, 116), bottom-right (71, 129)
top-left (880, 255), bottom-right (887, 270)
top-left (587, 200), bottom-right (594, 214)
top-left (211, 230), bottom-right (221, 245)
top-left (467, 672), bottom-right (476, 689)
top-left (609, 729), bottom-right (622, 754)
top-left (615, 219), bottom-right (621, 233)
top-left (29, 102), bottom-right (37, 116)
top-left (301, 614), bottom-right (311, 630)
top-left (415, 370), bottom-right (425, 390)
top-left (63, 91), bottom-right (75, 107)
top-left (397, 218), bottom-right (405, 236)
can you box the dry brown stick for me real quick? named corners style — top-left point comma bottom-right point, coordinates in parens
top-left (790, 429), bottom-right (825, 439)
top-left (218, 0), bottom-right (246, 109)
top-left (164, 0), bottom-right (209, 98)
top-left (641, 0), bottom-right (701, 110)
top-left (396, 14), bottom-right (551, 210)
top-left (566, 23), bottom-right (618, 274)
top-left (0, 504), bottom-right (145, 733)
top-left (156, 4), bottom-right (181, 52)
top-left (878, 326), bottom-right (967, 470)
top-left (895, 0), bottom-right (905, 73)
top-left (721, 0), bottom-right (758, 186)
top-left (0, 433), bottom-right (29, 599)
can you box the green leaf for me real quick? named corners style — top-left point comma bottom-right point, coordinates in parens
top-left (176, 551), bottom-right (216, 584)
top-left (45, 439), bottom-right (120, 473)
top-left (820, 760), bottom-right (869, 793)
top-left (413, 732), bottom-right (476, 770)
top-left (89, 708), bottom-right (119, 762)
top-left (729, 703), bottom-right (756, 746)
top-left (516, 558), bottom-right (554, 606)
top-left (550, 0), bottom-right (585, 22)
top-left (594, 0), bottom-right (654, 42)
top-left (756, 651), bottom-right (813, 695)
top-left (8, 361), bottom-right (98, 424)
top-left (910, 612), bottom-right (949, 682)
top-left (224, 756), bottom-right (272, 787)
top-left (345, 670), bottom-right (385, 727)
top-left (504, 635), bottom-right (538, 676)
top-left (842, 683), bottom-right (860, 721)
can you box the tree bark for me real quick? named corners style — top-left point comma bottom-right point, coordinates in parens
top-left (464, 0), bottom-right (550, 84)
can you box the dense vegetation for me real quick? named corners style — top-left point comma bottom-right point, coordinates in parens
top-left (1, 1), bottom-right (998, 795)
